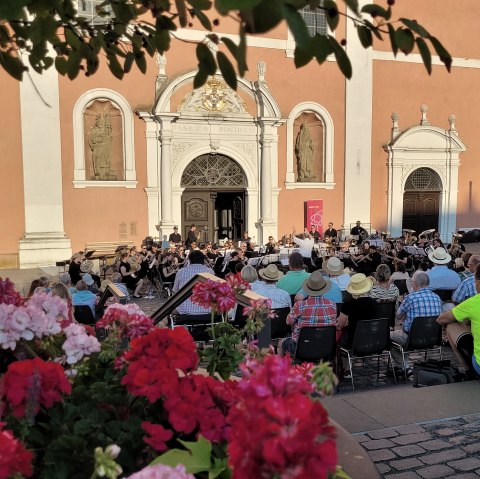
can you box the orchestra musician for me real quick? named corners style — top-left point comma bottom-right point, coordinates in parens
top-left (309, 224), bottom-right (321, 244)
top-left (119, 251), bottom-right (144, 298)
top-left (185, 224), bottom-right (199, 249)
top-left (265, 236), bottom-right (278, 255)
top-left (324, 222), bottom-right (338, 242)
top-left (160, 251), bottom-right (178, 283)
top-left (350, 221), bottom-right (368, 240)
top-left (168, 226), bottom-right (182, 246)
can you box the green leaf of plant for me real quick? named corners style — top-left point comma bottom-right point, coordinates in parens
top-left (281, 3), bottom-right (310, 50)
top-left (395, 27), bottom-right (414, 54)
top-left (363, 19), bottom-right (382, 40)
top-left (215, 0), bottom-right (262, 16)
top-left (361, 3), bottom-right (389, 19)
top-left (0, 0), bottom-right (29, 18)
top-left (0, 51), bottom-right (24, 80)
top-left (237, 27), bottom-right (247, 75)
top-left (106, 53), bottom-right (124, 79)
top-left (323, 0), bottom-right (339, 32)
top-left (175, 0), bottom-right (188, 28)
top-left (294, 45), bottom-right (314, 68)
top-left (221, 37), bottom-right (238, 58)
top-left (194, 8), bottom-right (213, 31)
top-left (312, 33), bottom-right (332, 64)
top-left (152, 436), bottom-right (213, 473)
top-left (328, 35), bottom-right (352, 78)
top-left (415, 37), bottom-right (431, 75)
top-left (154, 29), bottom-right (171, 52)
top-left (124, 52), bottom-right (135, 73)
top-left (194, 66), bottom-right (208, 88)
top-left (430, 36), bottom-right (452, 72)
top-left (244, 0), bottom-right (283, 34)
top-left (344, 0), bottom-right (359, 15)
top-left (196, 42), bottom-right (217, 75)
top-left (217, 51), bottom-right (237, 89)
top-left (55, 56), bottom-right (68, 76)
top-left (357, 25), bottom-right (372, 49)
top-left (387, 23), bottom-right (398, 56)
top-left (400, 18), bottom-right (430, 38)
top-left (189, 0), bottom-right (213, 9)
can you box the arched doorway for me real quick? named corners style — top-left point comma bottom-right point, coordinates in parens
top-left (402, 168), bottom-right (442, 235)
top-left (181, 154), bottom-right (247, 243)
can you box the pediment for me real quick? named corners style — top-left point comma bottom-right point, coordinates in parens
top-left (391, 126), bottom-right (466, 152)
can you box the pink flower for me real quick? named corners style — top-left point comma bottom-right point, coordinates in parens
top-left (0, 278), bottom-right (23, 307)
top-left (224, 273), bottom-right (251, 295)
top-left (62, 323), bottom-right (101, 364)
top-left (0, 423), bottom-right (33, 479)
top-left (191, 280), bottom-right (237, 313)
top-left (243, 298), bottom-right (276, 322)
top-left (126, 464), bottom-right (195, 479)
top-left (96, 303), bottom-right (154, 339)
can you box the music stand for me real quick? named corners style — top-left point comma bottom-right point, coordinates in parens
top-left (84, 250), bottom-right (96, 259)
top-left (115, 245), bottom-right (128, 253)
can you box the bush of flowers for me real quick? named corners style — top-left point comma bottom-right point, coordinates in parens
top-left (0, 277), bottom-right (345, 479)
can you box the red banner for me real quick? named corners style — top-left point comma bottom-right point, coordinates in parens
top-left (304, 200), bottom-right (324, 236)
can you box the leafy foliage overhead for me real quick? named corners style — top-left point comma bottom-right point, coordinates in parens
top-left (0, 0), bottom-right (451, 88)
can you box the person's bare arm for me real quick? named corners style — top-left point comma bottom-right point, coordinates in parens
top-left (437, 310), bottom-right (456, 326)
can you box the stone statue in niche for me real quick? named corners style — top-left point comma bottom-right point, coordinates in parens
top-left (295, 123), bottom-right (316, 182)
top-left (84, 100), bottom-right (123, 181)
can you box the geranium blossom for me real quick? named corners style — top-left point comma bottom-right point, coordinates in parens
top-left (0, 304), bottom-right (33, 350)
top-left (1, 358), bottom-right (71, 418)
top-left (224, 273), bottom-right (251, 295)
top-left (25, 293), bottom-right (67, 338)
top-left (227, 355), bottom-right (337, 479)
top-left (0, 423), bottom-right (33, 479)
top-left (96, 303), bottom-right (154, 339)
top-left (243, 298), bottom-right (276, 322)
top-left (126, 464), bottom-right (194, 479)
top-left (191, 280), bottom-right (236, 313)
top-left (62, 323), bottom-right (101, 364)
top-left (0, 278), bottom-right (23, 306)
top-left (141, 422), bottom-right (173, 452)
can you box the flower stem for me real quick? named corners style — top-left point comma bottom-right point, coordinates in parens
top-left (211, 309), bottom-right (216, 340)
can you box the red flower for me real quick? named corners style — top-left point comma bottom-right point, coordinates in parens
top-left (0, 278), bottom-right (23, 306)
top-left (141, 422), bottom-right (173, 452)
top-left (96, 303), bottom-right (154, 339)
top-left (0, 423), bottom-right (33, 479)
top-left (191, 280), bottom-right (236, 313)
top-left (224, 273), bottom-right (251, 295)
top-left (1, 358), bottom-right (71, 419)
top-left (243, 298), bottom-right (276, 322)
top-left (227, 356), bottom-right (337, 479)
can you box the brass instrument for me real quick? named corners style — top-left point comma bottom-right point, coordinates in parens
top-left (380, 231), bottom-right (390, 241)
top-left (402, 229), bottom-right (416, 244)
top-left (451, 233), bottom-right (463, 245)
top-left (127, 254), bottom-right (141, 273)
top-left (80, 259), bottom-right (95, 275)
top-left (419, 229), bottom-right (435, 242)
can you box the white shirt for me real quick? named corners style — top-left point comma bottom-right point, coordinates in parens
top-left (293, 236), bottom-right (315, 259)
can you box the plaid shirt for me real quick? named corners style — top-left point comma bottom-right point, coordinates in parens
top-left (287, 296), bottom-right (337, 342)
top-left (397, 287), bottom-right (442, 332)
top-left (452, 275), bottom-right (476, 304)
top-left (253, 282), bottom-right (292, 309)
top-left (173, 264), bottom-right (213, 315)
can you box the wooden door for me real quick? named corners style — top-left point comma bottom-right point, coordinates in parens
top-left (182, 190), bottom-right (214, 244)
top-left (402, 191), bottom-right (440, 234)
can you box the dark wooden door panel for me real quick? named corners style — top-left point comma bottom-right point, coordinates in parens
top-left (402, 191), bottom-right (439, 235)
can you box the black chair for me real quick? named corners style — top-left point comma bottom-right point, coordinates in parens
top-left (232, 304), bottom-right (246, 329)
top-left (389, 316), bottom-right (442, 381)
top-left (290, 294), bottom-right (297, 305)
top-left (336, 303), bottom-right (343, 318)
top-left (173, 314), bottom-right (222, 343)
top-left (292, 326), bottom-right (337, 364)
top-left (270, 307), bottom-right (291, 340)
top-left (432, 289), bottom-right (455, 301)
top-left (374, 301), bottom-right (396, 329)
top-left (73, 305), bottom-right (96, 325)
top-left (393, 279), bottom-right (408, 296)
top-left (339, 318), bottom-right (396, 390)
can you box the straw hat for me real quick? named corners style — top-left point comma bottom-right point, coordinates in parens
top-left (343, 267), bottom-right (354, 276)
top-left (347, 273), bottom-right (374, 296)
top-left (258, 264), bottom-right (284, 281)
top-left (322, 257), bottom-right (344, 276)
top-left (428, 247), bottom-right (452, 265)
top-left (302, 271), bottom-right (332, 297)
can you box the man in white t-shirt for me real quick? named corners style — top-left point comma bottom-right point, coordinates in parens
top-left (292, 227), bottom-right (315, 271)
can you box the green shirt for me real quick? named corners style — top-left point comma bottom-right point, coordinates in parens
top-left (277, 270), bottom-right (310, 295)
top-left (453, 293), bottom-right (480, 360)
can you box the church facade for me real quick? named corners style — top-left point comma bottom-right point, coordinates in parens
top-left (0, 1), bottom-right (478, 268)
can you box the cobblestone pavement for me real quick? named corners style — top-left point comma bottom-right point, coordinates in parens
top-left (354, 414), bottom-right (480, 478)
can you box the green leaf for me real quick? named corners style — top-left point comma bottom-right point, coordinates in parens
top-left (217, 51), bottom-right (237, 89)
top-left (400, 18), bottom-right (430, 38)
top-left (110, 2), bottom-right (136, 23)
top-left (154, 29), bottom-right (171, 52)
top-left (65, 28), bottom-right (81, 49)
top-left (244, 0), bottom-right (283, 34)
top-left (363, 19), bottom-right (382, 40)
top-left (55, 56), bottom-right (68, 75)
top-left (196, 42), bottom-right (217, 75)
top-left (193, 67), bottom-right (208, 88)
top-left (357, 25), bottom-right (372, 49)
top-left (221, 37), bottom-right (238, 58)
top-left (189, 0), bottom-right (213, 9)
top-left (175, 0), bottom-right (188, 28)
top-left (106, 53), bottom-right (124, 79)
top-left (152, 436), bottom-right (213, 474)
top-left (0, 0), bottom-right (29, 18)
top-left (387, 23), bottom-right (398, 57)
top-left (281, 3), bottom-right (311, 50)
top-left (361, 3), bottom-right (389, 19)
top-left (312, 33), bottom-right (332, 64)
top-left (416, 37), bottom-right (431, 75)
top-left (124, 52), bottom-right (135, 73)
top-left (294, 45), bottom-right (314, 68)
top-left (344, 0), bottom-right (359, 15)
top-left (328, 35), bottom-right (352, 78)
top-left (0, 51), bottom-right (24, 80)
top-left (395, 27), bottom-right (414, 54)
top-left (194, 8), bottom-right (213, 31)
top-left (323, 0), bottom-right (339, 32)
top-left (430, 36), bottom-right (452, 72)
top-left (215, 0), bottom-right (262, 15)
top-left (237, 27), bottom-right (247, 75)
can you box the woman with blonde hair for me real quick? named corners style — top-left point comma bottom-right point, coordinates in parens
top-left (50, 282), bottom-right (75, 325)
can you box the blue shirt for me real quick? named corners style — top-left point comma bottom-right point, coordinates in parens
top-left (397, 287), bottom-right (442, 332)
top-left (297, 276), bottom-right (343, 304)
top-left (253, 282), bottom-right (292, 309)
top-left (173, 264), bottom-right (213, 315)
top-left (72, 290), bottom-right (97, 315)
top-left (452, 275), bottom-right (476, 304)
top-left (427, 265), bottom-right (461, 291)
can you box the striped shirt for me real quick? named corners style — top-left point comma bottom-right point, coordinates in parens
top-left (253, 282), bottom-right (292, 309)
top-left (452, 275), bottom-right (476, 304)
top-left (369, 283), bottom-right (399, 302)
top-left (397, 287), bottom-right (442, 332)
top-left (287, 296), bottom-right (337, 341)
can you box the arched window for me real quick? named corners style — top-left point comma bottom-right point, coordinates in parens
top-left (300, 4), bottom-right (328, 37)
top-left (73, 89), bottom-right (136, 188)
top-left (404, 168), bottom-right (442, 191)
top-left (285, 102), bottom-right (334, 189)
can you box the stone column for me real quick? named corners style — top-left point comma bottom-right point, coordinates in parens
top-left (260, 137), bottom-right (273, 222)
top-left (18, 60), bottom-right (71, 267)
top-left (158, 121), bottom-right (175, 238)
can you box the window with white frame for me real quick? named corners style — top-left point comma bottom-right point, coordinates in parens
top-left (300, 3), bottom-right (328, 37)
top-left (77, 0), bottom-right (112, 24)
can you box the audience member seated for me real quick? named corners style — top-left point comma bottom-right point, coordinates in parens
top-left (110, 273), bottom-right (130, 301)
top-left (427, 247), bottom-right (461, 291)
top-left (460, 252), bottom-right (473, 281)
top-left (59, 272), bottom-right (77, 296)
top-left (438, 264), bottom-right (480, 378)
top-left (26, 279), bottom-right (42, 299)
top-left (452, 255), bottom-right (480, 305)
top-left (82, 273), bottom-right (99, 294)
top-left (50, 282), bottom-right (75, 325)
top-left (277, 252), bottom-right (310, 295)
top-left (279, 272), bottom-right (337, 356)
top-left (119, 251), bottom-right (144, 298)
top-left (337, 274), bottom-right (376, 350)
top-left (72, 280), bottom-right (97, 315)
top-left (389, 271), bottom-right (442, 377)
top-left (369, 264), bottom-right (400, 302)
top-left (255, 264), bottom-right (292, 309)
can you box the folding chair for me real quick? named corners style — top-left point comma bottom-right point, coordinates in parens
top-left (270, 307), bottom-right (291, 352)
top-left (292, 326), bottom-right (337, 364)
top-left (374, 301), bottom-right (396, 329)
top-left (339, 318), bottom-right (396, 390)
top-left (74, 305), bottom-right (96, 326)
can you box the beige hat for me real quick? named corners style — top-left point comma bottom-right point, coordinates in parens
top-left (99, 279), bottom-right (112, 293)
top-left (343, 267), bottom-right (353, 276)
top-left (428, 247), bottom-right (452, 265)
top-left (322, 257), bottom-right (344, 276)
top-left (258, 264), bottom-right (284, 281)
top-left (302, 271), bottom-right (332, 297)
top-left (347, 273), bottom-right (374, 296)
